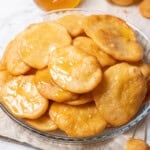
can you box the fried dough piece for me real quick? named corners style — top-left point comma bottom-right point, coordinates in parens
top-left (110, 0), bottom-right (135, 6)
top-left (65, 92), bottom-right (93, 105)
top-left (2, 40), bottom-right (31, 75)
top-left (25, 111), bottom-right (57, 131)
top-left (83, 15), bottom-right (143, 62)
top-left (1, 75), bottom-right (49, 119)
top-left (125, 138), bottom-right (149, 150)
top-left (131, 61), bottom-right (150, 80)
top-left (73, 36), bottom-right (117, 67)
top-left (0, 48), bottom-right (9, 71)
top-left (56, 14), bottom-right (84, 37)
top-left (93, 63), bottom-right (147, 126)
top-left (0, 70), bottom-right (14, 94)
top-left (50, 102), bottom-right (107, 137)
top-left (139, 63), bottom-right (150, 80)
top-left (96, 35), bottom-right (143, 62)
top-left (34, 68), bottom-right (78, 102)
top-left (0, 59), bottom-right (6, 71)
top-left (19, 22), bottom-right (72, 69)
top-left (84, 15), bottom-right (136, 41)
top-left (49, 45), bottom-right (102, 93)
top-left (139, 0), bottom-right (150, 18)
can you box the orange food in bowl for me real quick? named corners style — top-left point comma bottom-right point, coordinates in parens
top-left (0, 75), bottom-right (49, 119)
top-left (93, 63), bottom-right (147, 126)
top-left (139, 0), bottom-right (150, 18)
top-left (110, 0), bottom-right (135, 6)
top-left (34, 0), bottom-right (81, 11)
top-left (125, 138), bottom-right (149, 150)
top-left (24, 111), bottom-right (58, 131)
top-left (50, 102), bottom-right (107, 137)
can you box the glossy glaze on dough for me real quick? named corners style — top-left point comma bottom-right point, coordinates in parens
top-left (49, 45), bottom-right (102, 93)
top-left (1, 75), bottom-right (49, 119)
top-left (34, 68), bottom-right (78, 102)
top-left (3, 39), bottom-right (31, 75)
top-left (19, 22), bottom-right (72, 69)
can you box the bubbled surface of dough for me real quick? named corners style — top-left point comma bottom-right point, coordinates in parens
top-left (83, 15), bottom-right (143, 62)
top-left (50, 102), bottom-right (107, 137)
top-left (93, 63), bottom-right (147, 126)
top-left (73, 36), bottom-right (117, 67)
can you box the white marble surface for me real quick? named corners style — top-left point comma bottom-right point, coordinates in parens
top-left (0, 0), bottom-right (149, 150)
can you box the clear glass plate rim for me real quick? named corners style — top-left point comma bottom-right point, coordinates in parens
top-left (0, 102), bottom-right (150, 143)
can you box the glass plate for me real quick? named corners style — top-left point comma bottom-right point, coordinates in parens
top-left (0, 8), bottom-right (150, 143)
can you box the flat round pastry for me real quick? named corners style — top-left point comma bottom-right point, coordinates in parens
top-left (56, 14), bottom-right (85, 37)
top-left (34, 68), bottom-right (78, 102)
top-left (73, 36), bottom-right (117, 67)
top-left (19, 22), bottom-right (72, 69)
top-left (83, 15), bottom-right (143, 62)
top-left (49, 45), bottom-right (102, 93)
top-left (0, 75), bottom-right (49, 119)
top-left (84, 15), bottom-right (136, 41)
top-left (3, 39), bottom-right (31, 75)
top-left (25, 111), bottom-right (57, 131)
top-left (50, 102), bottom-right (107, 137)
top-left (93, 63), bottom-right (147, 126)
top-left (65, 92), bottom-right (93, 105)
